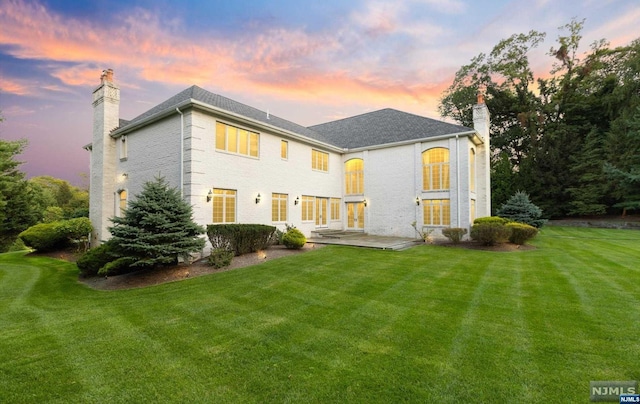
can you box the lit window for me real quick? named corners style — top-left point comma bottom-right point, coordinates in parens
top-left (470, 148), bottom-right (476, 193)
top-left (212, 189), bottom-right (236, 223)
top-left (330, 198), bottom-right (341, 220)
top-left (345, 158), bottom-right (364, 195)
top-left (312, 150), bottom-right (328, 172)
top-left (215, 122), bottom-right (259, 157)
top-left (281, 140), bottom-right (288, 160)
top-left (301, 195), bottom-right (314, 221)
top-left (272, 193), bottom-right (287, 222)
top-left (423, 199), bottom-right (450, 226)
top-left (116, 189), bottom-right (127, 217)
top-left (422, 148), bottom-right (450, 191)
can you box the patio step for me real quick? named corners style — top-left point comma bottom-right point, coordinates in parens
top-left (310, 229), bottom-right (366, 239)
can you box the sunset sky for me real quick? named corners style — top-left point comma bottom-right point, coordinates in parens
top-left (1, 0), bottom-right (638, 185)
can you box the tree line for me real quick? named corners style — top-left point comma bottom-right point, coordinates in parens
top-left (439, 19), bottom-right (640, 218)
top-left (0, 132), bottom-right (88, 252)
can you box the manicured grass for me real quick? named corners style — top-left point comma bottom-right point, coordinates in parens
top-left (1, 227), bottom-right (639, 403)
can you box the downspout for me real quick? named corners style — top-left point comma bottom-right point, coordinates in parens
top-left (176, 107), bottom-right (184, 199)
top-left (456, 134), bottom-right (460, 227)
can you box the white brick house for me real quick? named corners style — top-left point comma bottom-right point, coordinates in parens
top-left (87, 69), bottom-right (490, 247)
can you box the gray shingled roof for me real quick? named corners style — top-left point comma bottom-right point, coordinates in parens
top-left (117, 86), bottom-right (473, 150)
top-left (309, 108), bottom-right (473, 149)
top-left (119, 85), bottom-right (334, 144)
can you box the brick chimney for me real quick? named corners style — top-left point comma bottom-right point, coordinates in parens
top-left (89, 68), bottom-right (120, 246)
top-left (473, 93), bottom-right (491, 218)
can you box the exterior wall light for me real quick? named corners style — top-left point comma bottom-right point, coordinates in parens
top-left (294, 196), bottom-right (300, 205)
top-left (207, 189), bottom-right (213, 202)
top-left (416, 197), bottom-right (420, 206)
top-left (122, 173), bottom-right (128, 178)
top-left (255, 193), bottom-right (261, 204)
top-left (363, 199), bottom-right (367, 207)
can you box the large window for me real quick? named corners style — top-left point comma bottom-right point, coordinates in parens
top-left (423, 199), bottom-right (450, 226)
top-left (422, 148), bottom-right (450, 191)
top-left (281, 140), bottom-right (288, 160)
top-left (312, 150), bottom-right (329, 172)
top-left (345, 158), bottom-right (364, 195)
top-left (470, 148), bottom-right (476, 193)
top-left (470, 199), bottom-right (476, 223)
top-left (272, 193), bottom-right (287, 222)
top-left (212, 188), bottom-right (236, 223)
top-left (301, 195), bottom-right (314, 221)
top-left (331, 198), bottom-right (341, 220)
top-left (216, 122), bottom-right (259, 157)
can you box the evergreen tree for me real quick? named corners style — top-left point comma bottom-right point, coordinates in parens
top-left (0, 138), bottom-right (44, 251)
top-left (496, 191), bottom-right (546, 228)
top-left (108, 177), bottom-right (205, 268)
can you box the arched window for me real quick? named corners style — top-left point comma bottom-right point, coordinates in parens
top-left (345, 158), bottom-right (364, 195)
top-left (422, 148), bottom-right (449, 191)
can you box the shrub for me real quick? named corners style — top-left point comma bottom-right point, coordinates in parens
top-left (282, 228), bottom-right (306, 249)
top-left (496, 191), bottom-right (547, 228)
top-left (506, 222), bottom-right (539, 245)
top-left (206, 224), bottom-right (276, 256)
top-left (473, 216), bottom-right (510, 225)
top-left (18, 222), bottom-right (66, 252)
top-left (207, 248), bottom-right (234, 268)
top-left (77, 241), bottom-right (118, 277)
top-left (470, 222), bottom-right (512, 246)
top-left (442, 227), bottom-right (468, 244)
top-left (19, 217), bottom-right (93, 252)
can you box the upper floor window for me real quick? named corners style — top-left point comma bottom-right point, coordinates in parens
top-left (116, 189), bottom-right (127, 217)
top-left (312, 149), bottom-right (328, 172)
top-left (422, 148), bottom-right (450, 191)
top-left (281, 140), bottom-right (288, 160)
top-left (216, 122), bottom-right (259, 157)
top-left (470, 148), bottom-right (476, 193)
top-left (212, 188), bottom-right (236, 223)
top-left (345, 158), bottom-right (364, 195)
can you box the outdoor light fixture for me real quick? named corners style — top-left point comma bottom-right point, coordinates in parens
top-left (206, 189), bottom-right (213, 202)
top-left (416, 197), bottom-right (420, 206)
top-left (295, 196), bottom-right (300, 205)
top-left (255, 193), bottom-right (261, 204)
top-left (122, 173), bottom-right (128, 179)
top-left (363, 199), bottom-right (367, 207)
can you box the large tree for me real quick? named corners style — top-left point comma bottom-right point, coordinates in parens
top-left (440, 19), bottom-right (640, 217)
top-left (0, 138), bottom-right (44, 251)
top-left (108, 177), bottom-right (205, 268)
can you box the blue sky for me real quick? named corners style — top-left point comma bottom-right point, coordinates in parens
top-left (0, 0), bottom-right (638, 185)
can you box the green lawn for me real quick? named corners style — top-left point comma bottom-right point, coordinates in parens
top-left (1, 227), bottom-right (638, 403)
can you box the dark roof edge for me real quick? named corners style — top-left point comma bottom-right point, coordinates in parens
top-left (344, 130), bottom-right (479, 152)
top-left (111, 98), bottom-right (344, 153)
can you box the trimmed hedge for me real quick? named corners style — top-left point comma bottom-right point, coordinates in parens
top-left (442, 227), bottom-right (468, 244)
top-left (76, 241), bottom-right (116, 277)
top-left (506, 222), bottom-right (539, 245)
top-left (19, 217), bottom-right (92, 252)
top-left (206, 224), bottom-right (276, 256)
top-left (470, 222), bottom-right (512, 246)
top-left (473, 216), bottom-right (510, 225)
top-left (282, 228), bottom-right (306, 249)
top-left (208, 248), bottom-right (234, 268)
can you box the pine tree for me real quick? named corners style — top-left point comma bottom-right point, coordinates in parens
top-left (108, 177), bottom-right (205, 268)
top-left (496, 191), bottom-right (546, 228)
